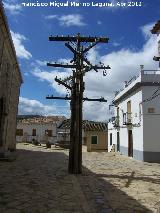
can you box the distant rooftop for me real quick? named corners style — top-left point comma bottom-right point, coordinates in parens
top-left (17, 115), bottom-right (66, 124)
top-left (58, 119), bottom-right (108, 131)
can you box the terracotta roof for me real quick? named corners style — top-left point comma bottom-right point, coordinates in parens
top-left (151, 20), bottom-right (160, 34)
top-left (17, 116), bottom-right (66, 124)
top-left (58, 119), bottom-right (107, 131)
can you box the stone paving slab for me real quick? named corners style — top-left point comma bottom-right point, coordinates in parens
top-left (0, 143), bottom-right (160, 212)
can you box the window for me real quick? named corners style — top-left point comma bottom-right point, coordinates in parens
top-left (127, 101), bottom-right (131, 113)
top-left (110, 133), bottom-right (112, 146)
top-left (32, 129), bottom-right (36, 136)
top-left (148, 108), bottom-right (155, 113)
top-left (16, 129), bottom-right (23, 136)
top-left (45, 130), bottom-right (52, 137)
top-left (91, 136), bottom-right (98, 145)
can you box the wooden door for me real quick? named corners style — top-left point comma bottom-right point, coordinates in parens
top-left (128, 130), bottom-right (133, 157)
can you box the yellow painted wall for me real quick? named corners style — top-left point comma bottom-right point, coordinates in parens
top-left (86, 131), bottom-right (108, 152)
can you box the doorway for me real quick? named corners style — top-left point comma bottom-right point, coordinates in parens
top-left (128, 130), bottom-right (133, 157)
top-left (117, 132), bottom-right (120, 152)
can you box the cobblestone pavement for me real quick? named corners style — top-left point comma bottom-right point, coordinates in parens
top-left (0, 143), bottom-right (160, 213)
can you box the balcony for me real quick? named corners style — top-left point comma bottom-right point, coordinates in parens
top-left (123, 113), bottom-right (132, 125)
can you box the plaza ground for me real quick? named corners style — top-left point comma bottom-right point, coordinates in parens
top-left (0, 143), bottom-right (160, 213)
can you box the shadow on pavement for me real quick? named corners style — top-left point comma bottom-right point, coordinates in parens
top-left (89, 172), bottom-right (160, 186)
top-left (0, 148), bottom-right (152, 213)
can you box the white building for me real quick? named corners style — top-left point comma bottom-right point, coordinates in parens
top-left (16, 116), bottom-right (65, 144)
top-left (108, 69), bottom-right (160, 163)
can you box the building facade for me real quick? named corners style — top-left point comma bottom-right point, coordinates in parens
top-left (0, 2), bottom-right (23, 157)
top-left (108, 70), bottom-right (160, 162)
top-left (84, 121), bottom-right (108, 152)
top-left (16, 116), bottom-right (65, 144)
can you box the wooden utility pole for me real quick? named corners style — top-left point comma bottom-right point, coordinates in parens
top-left (47, 33), bottom-right (110, 174)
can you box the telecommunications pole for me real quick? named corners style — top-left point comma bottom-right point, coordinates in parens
top-left (46, 33), bottom-right (110, 174)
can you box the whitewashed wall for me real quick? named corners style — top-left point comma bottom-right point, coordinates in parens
top-left (117, 89), bottom-right (144, 153)
top-left (108, 122), bottom-right (117, 152)
top-left (16, 123), bottom-right (57, 144)
top-left (142, 86), bottom-right (160, 152)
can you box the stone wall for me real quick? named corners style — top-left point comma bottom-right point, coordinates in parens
top-left (0, 2), bottom-right (22, 155)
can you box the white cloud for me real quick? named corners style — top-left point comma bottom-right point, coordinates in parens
top-left (32, 67), bottom-right (72, 95)
top-left (32, 22), bottom-right (158, 121)
top-left (140, 22), bottom-right (155, 40)
top-left (3, 0), bottom-right (22, 15)
top-left (44, 14), bottom-right (86, 27)
top-left (83, 101), bottom-right (110, 122)
top-left (44, 15), bottom-right (58, 20)
top-left (112, 41), bottom-right (121, 47)
top-left (97, 21), bottom-right (102, 25)
top-left (11, 31), bottom-right (32, 59)
top-left (35, 60), bottom-right (48, 67)
top-left (19, 97), bottom-right (70, 116)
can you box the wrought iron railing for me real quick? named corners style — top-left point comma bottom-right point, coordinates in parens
top-left (123, 112), bottom-right (132, 125)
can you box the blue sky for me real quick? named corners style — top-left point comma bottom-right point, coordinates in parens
top-left (3, 0), bottom-right (160, 121)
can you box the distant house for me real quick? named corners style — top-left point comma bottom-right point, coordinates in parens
top-left (0, 2), bottom-right (23, 158)
top-left (16, 116), bottom-right (65, 144)
top-left (57, 119), bottom-right (108, 151)
top-left (108, 21), bottom-right (160, 163)
top-left (83, 121), bottom-right (108, 152)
